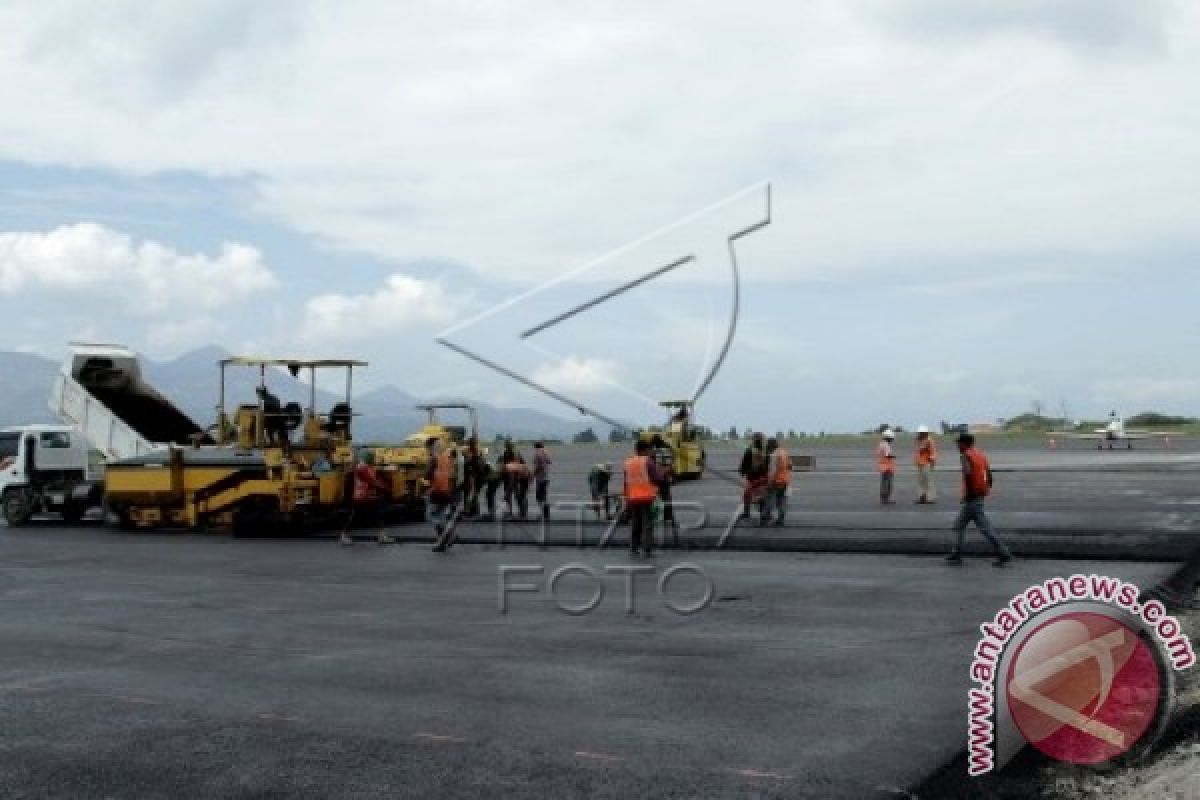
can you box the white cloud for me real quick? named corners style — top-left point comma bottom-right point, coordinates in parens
top-left (1089, 378), bottom-right (1200, 410)
top-left (532, 356), bottom-right (619, 392)
top-left (0, 1), bottom-right (1196, 285)
top-left (0, 223), bottom-right (277, 313)
top-left (301, 273), bottom-right (462, 341)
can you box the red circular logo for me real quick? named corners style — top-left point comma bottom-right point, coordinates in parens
top-left (1006, 611), bottom-right (1163, 765)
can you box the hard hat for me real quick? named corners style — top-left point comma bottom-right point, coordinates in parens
top-left (882, 429), bottom-right (896, 440)
top-left (916, 425), bottom-right (930, 434)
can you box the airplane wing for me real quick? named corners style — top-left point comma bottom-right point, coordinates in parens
top-left (1121, 430), bottom-right (1171, 440)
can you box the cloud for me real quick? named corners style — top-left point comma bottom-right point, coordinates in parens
top-left (301, 273), bottom-right (463, 341)
top-left (0, 1), bottom-right (1196, 287)
top-left (532, 356), bottom-right (619, 392)
top-left (1089, 378), bottom-right (1200, 410)
top-left (0, 222), bottom-right (277, 313)
top-left (870, 0), bottom-right (1172, 54)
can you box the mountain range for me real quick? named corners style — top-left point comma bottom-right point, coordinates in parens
top-left (4, 346), bottom-right (597, 442)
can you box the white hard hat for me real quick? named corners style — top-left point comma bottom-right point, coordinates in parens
top-left (916, 425), bottom-right (930, 434)
top-left (882, 429), bottom-right (896, 440)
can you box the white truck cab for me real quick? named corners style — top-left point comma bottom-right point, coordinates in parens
top-left (0, 424), bottom-right (102, 526)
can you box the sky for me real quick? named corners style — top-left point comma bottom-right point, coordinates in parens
top-left (0, 0), bottom-right (1198, 434)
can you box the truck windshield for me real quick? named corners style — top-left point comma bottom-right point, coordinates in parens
top-left (0, 433), bottom-right (18, 459)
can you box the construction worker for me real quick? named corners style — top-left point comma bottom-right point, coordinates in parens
top-left (340, 450), bottom-right (394, 546)
top-left (532, 441), bottom-right (552, 520)
top-left (876, 429), bottom-right (897, 504)
top-left (484, 451), bottom-right (505, 520)
top-left (762, 437), bottom-right (791, 526)
top-left (429, 440), bottom-right (459, 552)
top-left (461, 438), bottom-right (485, 517)
top-left (945, 433), bottom-right (1012, 567)
top-left (738, 432), bottom-right (768, 521)
top-left (913, 425), bottom-right (938, 504)
top-left (651, 435), bottom-right (678, 546)
top-left (587, 463), bottom-right (614, 520)
top-left (256, 385), bottom-right (287, 448)
top-left (515, 455), bottom-right (532, 519)
top-left (500, 440), bottom-right (518, 517)
top-left (624, 439), bottom-right (662, 556)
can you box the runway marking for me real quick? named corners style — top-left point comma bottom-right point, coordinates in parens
top-left (415, 732), bottom-right (468, 744)
top-left (574, 750), bottom-right (625, 762)
top-left (733, 768), bottom-right (790, 780)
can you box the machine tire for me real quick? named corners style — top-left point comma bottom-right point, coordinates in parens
top-left (61, 503), bottom-right (85, 524)
top-left (3, 489), bottom-right (33, 527)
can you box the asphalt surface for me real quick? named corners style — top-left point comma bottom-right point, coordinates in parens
top-left (1, 440), bottom-right (1197, 798)
top-left (456, 438), bottom-right (1200, 560)
top-left (0, 526), bottom-right (1178, 799)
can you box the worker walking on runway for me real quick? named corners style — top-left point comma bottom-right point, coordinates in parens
top-left (341, 450), bottom-right (394, 546)
top-left (738, 432), bottom-right (768, 521)
top-left (945, 433), bottom-right (1012, 567)
top-left (913, 425), bottom-right (938, 504)
top-left (624, 439), bottom-right (663, 557)
top-left (761, 437), bottom-right (791, 526)
top-left (532, 441), bottom-right (552, 520)
top-left (429, 441), bottom-right (460, 552)
top-left (876, 429), bottom-right (897, 504)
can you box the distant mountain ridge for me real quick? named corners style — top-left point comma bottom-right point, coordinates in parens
top-left (0, 346), bottom-right (594, 442)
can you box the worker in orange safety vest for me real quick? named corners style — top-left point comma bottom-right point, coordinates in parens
top-left (945, 433), bottom-right (1012, 567)
top-left (429, 441), bottom-right (460, 551)
top-left (340, 449), bottom-right (395, 546)
top-left (761, 437), bottom-right (791, 526)
top-left (913, 425), bottom-right (938, 504)
top-left (623, 439), bottom-right (663, 556)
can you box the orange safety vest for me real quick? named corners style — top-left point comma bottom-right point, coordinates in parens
top-left (876, 441), bottom-right (896, 473)
top-left (962, 447), bottom-right (991, 498)
top-left (623, 455), bottom-right (658, 505)
top-left (770, 448), bottom-right (792, 486)
top-left (354, 464), bottom-right (381, 501)
top-left (431, 450), bottom-right (454, 495)
top-left (914, 438), bottom-right (937, 467)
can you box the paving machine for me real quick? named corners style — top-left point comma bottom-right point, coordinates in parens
top-left (100, 355), bottom-right (420, 533)
top-left (638, 400), bottom-right (706, 481)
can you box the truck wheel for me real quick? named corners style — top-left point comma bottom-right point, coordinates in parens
top-left (3, 490), bottom-right (33, 527)
top-left (61, 503), bottom-right (85, 524)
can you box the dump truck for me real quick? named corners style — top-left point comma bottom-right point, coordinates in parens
top-left (49, 343), bottom-right (211, 461)
top-left (638, 400), bottom-right (705, 480)
top-left (0, 425), bottom-right (105, 526)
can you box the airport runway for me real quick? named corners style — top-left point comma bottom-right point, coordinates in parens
top-left (450, 439), bottom-right (1200, 559)
top-left (0, 526), bottom-right (1179, 799)
top-left (0, 439), bottom-right (1196, 798)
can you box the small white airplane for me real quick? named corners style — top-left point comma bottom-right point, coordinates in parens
top-left (1049, 412), bottom-right (1171, 450)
